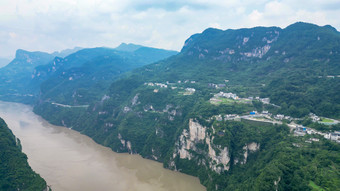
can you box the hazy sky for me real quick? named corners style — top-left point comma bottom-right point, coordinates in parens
top-left (1, 0), bottom-right (339, 59)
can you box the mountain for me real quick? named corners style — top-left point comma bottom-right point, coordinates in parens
top-left (0, 45), bottom-right (177, 105)
top-left (0, 118), bottom-right (48, 190)
top-left (34, 46), bottom-right (178, 105)
top-left (114, 43), bottom-right (143, 52)
top-left (0, 50), bottom-right (55, 103)
top-left (0, 58), bottom-right (10, 68)
top-left (51, 47), bottom-right (83, 58)
top-left (0, 48), bottom-right (88, 103)
top-left (33, 22), bottom-right (340, 190)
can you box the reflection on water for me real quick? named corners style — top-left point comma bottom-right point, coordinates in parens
top-left (0, 101), bottom-right (205, 191)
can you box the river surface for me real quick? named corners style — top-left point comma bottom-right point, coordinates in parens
top-left (0, 101), bottom-right (206, 191)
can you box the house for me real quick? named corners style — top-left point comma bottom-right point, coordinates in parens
top-left (250, 111), bottom-right (257, 115)
top-left (294, 126), bottom-right (306, 136)
top-left (309, 113), bottom-right (320, 122)
top-left (310, 138), bottom-right (319, 142)
top-left (330, 133), bottom-right (339, 141)
top-left (218, 92), bottom-right (238, 99)
top-left (262, 111), bottom-right (269, 115)
top-left (306, 129), bottom-right (315, 134)
top-left (294, 131), bottom-right (306, 136)
top-left (215, 115), bottom-right (223, 121)
top-left (274, 114), bottom-right (284, 120)
top-left (324, 133), bottom-right (331, 139)
top-left (260, 98), bottom-right (270, 104)
top-left (185, 88), bottom-right (196, 93)
top-left (208, 83), bottom-right (216, 88)
top-left (155, 83), bottom-right (167, 88)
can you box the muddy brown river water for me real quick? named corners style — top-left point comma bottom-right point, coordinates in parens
top-left (0, 101), bottom-right (205, 191)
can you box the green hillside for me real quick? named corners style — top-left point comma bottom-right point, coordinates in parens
top-left (35, 46), bottom-right (178, 105)
top-left (0, 118), bottom-right (48, 191)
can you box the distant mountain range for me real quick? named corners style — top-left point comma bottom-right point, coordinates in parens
top-left (0, 44), bottom-right (177, 103)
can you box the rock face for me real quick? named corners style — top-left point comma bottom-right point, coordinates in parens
top-left (118, 133), bottom-right (132, 153)
top-left (235, 142), bottom-right (260, 164)
top-left (172, 119), bottom-right (230, 173)
top-left (205, 136), bottom-right (230, 173)
top-left (171, 119), bottom-right (261, 173)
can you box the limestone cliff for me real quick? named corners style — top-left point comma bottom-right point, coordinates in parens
top-left (170, 119), bottom-right (261, 173)
top-left (234, 142), bottom-right (260, 164)
top-left (171, 119), bottom-right (230, 173)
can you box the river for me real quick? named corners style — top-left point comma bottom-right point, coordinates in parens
top-left (0, 101), bottom-right (206, 191)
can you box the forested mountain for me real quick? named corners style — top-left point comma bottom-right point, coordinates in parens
top-left (0, 45), bottom-right (177, 105)
top-left (33, 22), bottom-right (340, 190)
top-left (0, 50), bottom-right (55, 103)
top-left (0, 118), bottom-right (48, 191)
top-left (51, 47), bottom-right (83, 58)
top-left (35, 45), bottom-right (178, 105)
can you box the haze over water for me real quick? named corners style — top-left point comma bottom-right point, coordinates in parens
top-left (0, 101), bottom-right (205, 191)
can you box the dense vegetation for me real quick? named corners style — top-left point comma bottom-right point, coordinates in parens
top-left (0, 118), bottom-right (48, 191)
top-left (37, 46), bottom-right (177, 105)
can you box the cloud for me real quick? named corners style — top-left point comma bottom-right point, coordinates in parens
top-left (0, 0), bottom-right (339, 59)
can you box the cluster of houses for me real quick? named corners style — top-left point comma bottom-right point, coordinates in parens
top-left (145, 82), bottom-right (168, 88)
top-left (317, 75), bottom-right (340, 79)
top-left (294, 125), bottom-right (340, 143)
top-left (210, 114), bottom-right (241, 122)
top-left (208, 83), bottom-right (227, 89)
top-left (185, 88), bottom-right (196, 94)
top-left (215, 92), bottom-right (238, 99)
top-left (210, 91), bottom-right (271, 105)
top-left (209, 110), bottom-right (340, 144)
top-left (144, 81), bottom-right (197, 95)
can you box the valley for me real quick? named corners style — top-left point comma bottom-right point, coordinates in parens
top-left (0, 22), bottom-right (339, 191)
top-left (0, 101), bottom-right (205, 191)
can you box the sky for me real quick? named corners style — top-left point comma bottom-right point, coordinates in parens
top-left (0, 0), bottom-right (340, 59)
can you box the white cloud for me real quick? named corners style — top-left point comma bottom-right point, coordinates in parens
top-left (0, 0), bottom-right (339, 59)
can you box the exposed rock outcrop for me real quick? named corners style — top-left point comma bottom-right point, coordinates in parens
top-left (235, 142), bottom-right (260, 164)
top-left (118, 133), bottom-right (132, 153)
top-left (172, 119), bottom-right (230, 173)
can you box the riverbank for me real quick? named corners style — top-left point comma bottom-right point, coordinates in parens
top-left (0, 101), bottom-right (206, 191)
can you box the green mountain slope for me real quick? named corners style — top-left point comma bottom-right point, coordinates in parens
top-left (0, 48), bottom-right (83, 104)
top-left (35, 45), bottom-right (178, 105)
top-left (0, 118), bottom-right (48, 191)
top-left (33, 22), bottom-right (340, 190)
top-left (0, 50), bottom-right (55, 103)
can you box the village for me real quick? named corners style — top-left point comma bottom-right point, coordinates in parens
top-left (144, 81), bottom-right (340, 144)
